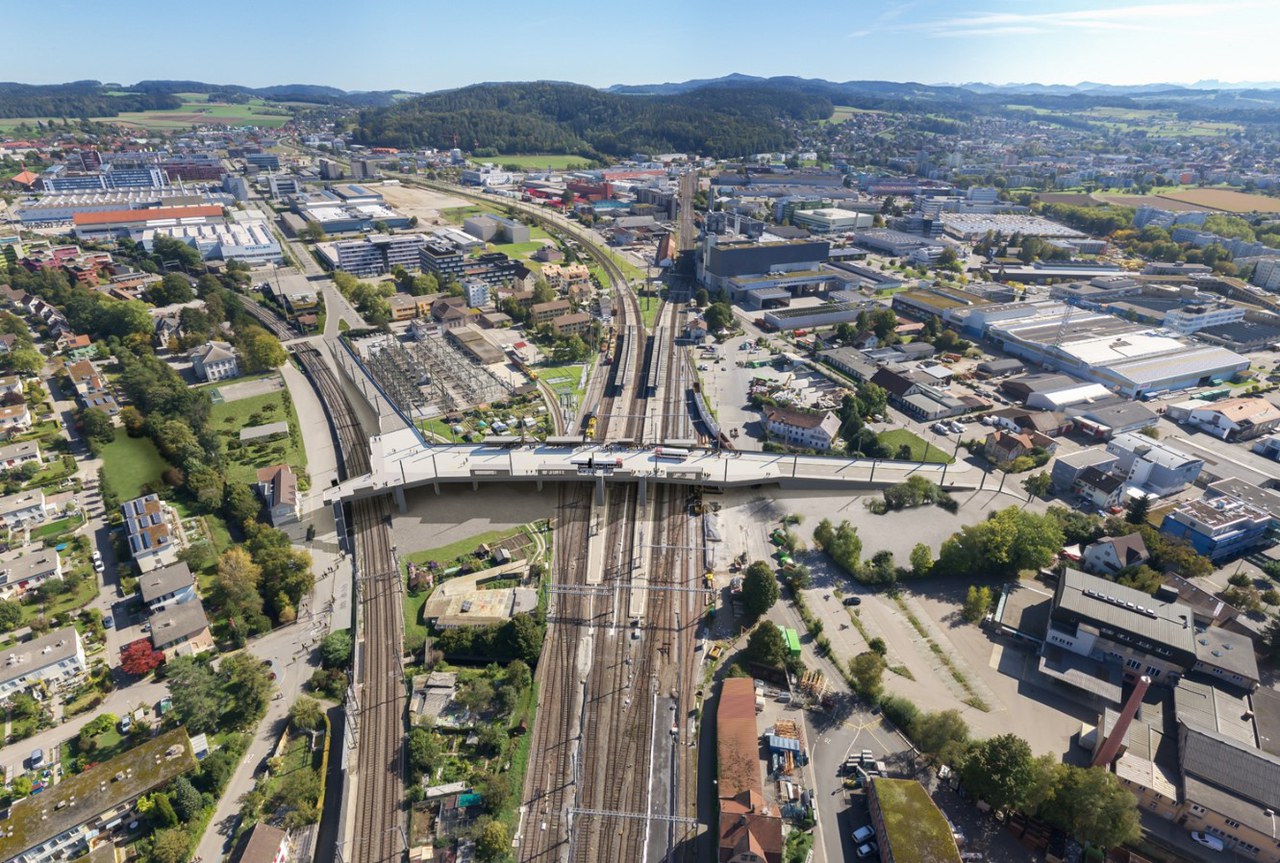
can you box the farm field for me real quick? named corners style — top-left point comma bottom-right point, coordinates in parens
top-left (819, 105), bottom-right (884, 125)
top-left (484, 154), bottom-right (596, 170)
top-left (1095, 193), bottom-right (1208, 211)
top-left (0, 96), bottom-right (292, 132)
top-left (1158, 188), bottom-right (1280, 214)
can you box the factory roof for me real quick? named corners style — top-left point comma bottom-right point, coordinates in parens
top-left (717, 677), bottom-right (763, 801)
top-left (1054, 568), bottom-right (1196, 654)
top-left (72, 204), bottom-right (223, 226)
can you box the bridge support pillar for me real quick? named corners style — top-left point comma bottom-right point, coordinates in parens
top-left (472, 478), bottom-right (479, 492)
top-left (595, 474), bottom-right (605, 507)
top-left (433, 481), bottom-right (440, 495)
top-left (536, 477), bottom-right (543, 492)
top-left (393, 486), bottom-right (406, 513)
top-left (638, 474), bottom-right (648, 506)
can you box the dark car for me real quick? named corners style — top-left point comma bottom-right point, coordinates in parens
top-left (843, 596), bottom-right (862, 606)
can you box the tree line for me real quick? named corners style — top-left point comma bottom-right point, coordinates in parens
top-left (352, 81), bottom-right (832, 158)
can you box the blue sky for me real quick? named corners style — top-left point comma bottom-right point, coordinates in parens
top-left (9, 0), bottom-right (1278, 91)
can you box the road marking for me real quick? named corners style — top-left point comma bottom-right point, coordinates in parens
top-left (989, 644), bottom-right (1005, 670)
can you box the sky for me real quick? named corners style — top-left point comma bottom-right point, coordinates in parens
top-left (6, 0), bottom-right (1279, 92)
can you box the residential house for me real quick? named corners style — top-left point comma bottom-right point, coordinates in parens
top-left (0, 333), bottom-right (17, 354)
top-left (1081, 533), bottom-right (1150, 575)
top-left (149, 596), bottom-right (214, 659)
top-left (137, 561), bottom-right (197, 613)
top-left (190, 341), bottom-right (239, 382)
top-left (66, 358), bottom-right (118, 415)
top-left (0, 402), bottom-right (32, 432)
top-left (0, 375), bottom-right (23, 399)
top-left (683, 318), bottom-right (709, 343)
top-left (530, 299), bottom-right (572, 326)
top-left (387, 292), bottom-right (435, 322)
top-left (0, 549), bottom-right (62, 599)
top-left (231, 823), bottom-right (291, 863)
top-left (762, 407), bottom-right (841, 451)
top-left (0, 440), bottom-right (41, 470)
top-left (59, 333), bottom-right (93, 358)
top-left (1076, 465), bottom-right (1126, 510)
top-left (1050, 448), bottom-right (1119, 492)
top-left (0, 489), bottom-right (48, 528)
top-left (551, 312), bottom-right (593, 338)
top-left (0, 728), bottom-right (195, 863)
top-left (122, 494), bottom-right (180, 572)
top-left (256, 464), bottom-right (300, 526)
top-left (983, 429), bottom-right (1053, 468)
top-left (0, 628), bottom-right (86, 703)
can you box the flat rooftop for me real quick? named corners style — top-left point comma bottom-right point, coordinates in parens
top-left (871, 778), bottom-right (961, 863)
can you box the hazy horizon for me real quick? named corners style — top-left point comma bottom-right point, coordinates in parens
top-left (6, 0), bottom-right (1276, 93)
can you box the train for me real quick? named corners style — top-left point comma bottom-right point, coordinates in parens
top-left (581, 411), bottom-right (598, 439)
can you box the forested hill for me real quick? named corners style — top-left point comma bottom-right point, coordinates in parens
top-left (0, 81), bottom-right (181, 119)
top-left (350, 81), bottom-right (833, 158)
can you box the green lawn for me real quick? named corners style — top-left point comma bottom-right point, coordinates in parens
top-left (20, 576), bottom-right (99, 625)
top-left (29, 513), bottom-right (85, 542)
top-left (209, 386), bottom-right (308, 484)
top-left (485, 154), bottom-right (597, 170)
top-left (487, 240), bottom-right (547, 259)
top-left (0, 100), bottom-right (292, 133)
top-left (539, 359), bottom-right (593, 403)
top-left (638, 295), bottom-right (663, 329)
top-left (440, 204), bottom-right (502, 225)
top-left (875, 429), bottom-right (955, 464)
top-left (99, 435), bottom-right (169, 500)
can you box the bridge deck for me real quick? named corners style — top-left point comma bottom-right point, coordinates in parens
top-left (323, 427), bottom-right (984, 504)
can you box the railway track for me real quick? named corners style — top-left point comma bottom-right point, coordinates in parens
top-left (242, 296), bottom-right (299, 341)
top-left (293, 342), bottom-right (405, 863)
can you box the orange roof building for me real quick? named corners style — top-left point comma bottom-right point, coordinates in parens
top-left (8, 170), bottom-right (40, 188)
top-left (716, 678), bottom-right (783, 863)
top-left (71, 204), bottom-right (224, 228)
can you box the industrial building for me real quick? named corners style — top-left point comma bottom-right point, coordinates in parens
top-left (334, 233), bottom-right (427, 277)
top-left (1040, 568), bottom-right (1258, 702)
top-left (698, 236), bottom-right (829, 296)
top-left (716, 678), bottom-right (784, 863)
top-left (140, 219), bottom-right (283, 265)
top-left (789, 207), bottom-right (874, 234)
top-left (983, 301), bottom-right (1250, 397)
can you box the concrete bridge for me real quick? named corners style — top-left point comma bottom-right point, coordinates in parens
top-left (324, 427), bottom-right (991, 510)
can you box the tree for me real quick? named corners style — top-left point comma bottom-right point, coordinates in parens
top-left (299, 221), bottom-right (327, 242)
top-left (741, 561), bottom-right (779, 621)
top-left (150, 792), bottom-right (179, 828)
top-left (849, 650), bottom-right (886, 699)
top-left (1125, 495), bottom-right (1150, 525)
top-left (289, 696), bottom-right (324, 732)
top-left (120, 639), bottom-right (165, 676)
top-left (79, 406), bottom-right (116, 444)
top-left (742, 623), bottom-right (788, 670)
top-left (221, 652), bottom-right (274, 727)
top-left (5, 347), bottom-right (43, 376)
top-left (694, 288), bottom-right (709, 308)
top-left (960, 734), bottom-right (1034, 812)
top-left (962, 586), bottom-right (993, 623)
top-left (815, 519), bottom-right (863, 578)
top-left (475, 818), bottom-right (510, 862)
top-left (912, 710), bottom-right (970, 763)
top-left (1259, 617), bottom-right (1280, 661)
top-left (0, 599), bottom-right (22, 632)
top-left (704, 302), bottom-right (734, 332)
top-left (909, 543), bottom-right (933, 577)
top-left (408, 726), bottom-right (441, 777)
top-left (149, 273), bottom-right (195, 306)
top-left (169, 776), bottom-right (204, 823)
top-left (1051, 765), bottom-right (1141, 848)
top-left (1022, 472), bottom-right (1051, 499)
top-left (165, 657), bottom-right (223, 734)
top-left (937, 507), bottom-right (1064, 579)
top-left (240, 328), bottom-right (287, 373)
top-left (320, 629), bottom-right (354, 668)
top-left (223, 482), bottom-right (262, 527)
top-left (149, 828), bottom-right (191, 863)
top-left (214, 547), bottom-right (270, 637)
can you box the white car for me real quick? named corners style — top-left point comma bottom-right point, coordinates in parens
top-left (1190, 832), bottom-right (1225, 852)
top-left (91, 550), bottom-right (102, 562)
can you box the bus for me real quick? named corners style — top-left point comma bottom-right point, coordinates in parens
top-left (654, 446), bottom-right (691, 461)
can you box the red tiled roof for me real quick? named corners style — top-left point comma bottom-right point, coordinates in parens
top-left (72, 205), bottom-right (223, 227)
top-left (9, 170), bottom-right (39, 186)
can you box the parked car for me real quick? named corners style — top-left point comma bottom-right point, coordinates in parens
top-left (119, 715), bottom-right (131, 733)
top-left (852, 826), bottom-right (874, 843)
top-left (1190, 832), bottom-right (1225, 852)
top-left (843, 596), bottom-right (862, 606)
top-left (30, 748), bottom-right (43, 768)
top-left (103, 615), bottom-right (113, 628)
top-left (857, 841), bottom-right (879, 859)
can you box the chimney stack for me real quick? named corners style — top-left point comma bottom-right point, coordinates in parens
top-left (1092, 675), bottom-right (1151, 768)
